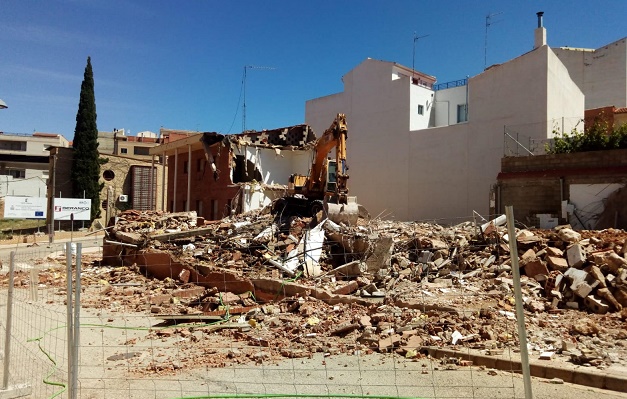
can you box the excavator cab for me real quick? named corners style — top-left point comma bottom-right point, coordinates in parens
top-left (326, 159), bottom-right (337, 193)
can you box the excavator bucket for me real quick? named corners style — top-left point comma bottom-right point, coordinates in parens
top-left (324, 197), bottom-right (362, 226)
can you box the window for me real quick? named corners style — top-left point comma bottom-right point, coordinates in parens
top-left (0, 169), bottom-right (25, 179)
top-left (133, 146), bottom-right (150, 156)
top-left (417, 105), bottom-right (424, 115)
top-left (0, 140), bottom-right (27, 151)
top-left (457, 104), bottom-right (468, 123)
top-left (183, 161), bottom-right (188, 174)
top-left (103, 170), bottom-right (115, 181)
top-left (120, 148), bottom-right (128, 154)
top-left (197, 158), bottom-right (204, 172)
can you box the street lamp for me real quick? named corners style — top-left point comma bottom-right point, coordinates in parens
top-left (0, 99), bottom-right (7, 109)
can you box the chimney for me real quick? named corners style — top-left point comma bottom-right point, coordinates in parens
top-left (534, 11), bottom-right (546, 49)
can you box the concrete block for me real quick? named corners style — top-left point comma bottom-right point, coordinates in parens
top-left (584, 295), bottom-right (609, 314)
top-left (558, 228), bottom-right (581, 243)
top-left (564, 267), bottom-right (588, 288)
top-left (521, 249), bottom-right (536, 261)
top-left (547, 256), bottom-right (568, 272)
top-left (332, 281), bottom-right (359, 295)
top-left (566, 244), bottom-right (586, 269)
top-left (545, 247), bottom-right (563, 257)
top-left (574, 282), bottom-right (594, 298)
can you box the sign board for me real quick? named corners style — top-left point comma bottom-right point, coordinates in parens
top-left (3, 196), bottom-right (47, 219)
top-left (53, 198), bottom-right (92, 221)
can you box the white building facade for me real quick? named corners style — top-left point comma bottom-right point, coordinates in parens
top-left (306, 23), bottom-right (593, 223)
top-left (553, 37), bottom-right (627, 110)
top-left (0, 132), bottom-right (69, 198)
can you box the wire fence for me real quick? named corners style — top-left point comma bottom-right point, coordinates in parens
top-left (0, 213), bottom-right (540, 399)
top-left (503, 117), bottom-right (586, 157)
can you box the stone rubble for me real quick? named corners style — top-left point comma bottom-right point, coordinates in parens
top-left (4, 209), bottom-right (626, 375)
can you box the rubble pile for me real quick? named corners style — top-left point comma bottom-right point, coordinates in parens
top-left (87, 210), bottom-right (627, 373)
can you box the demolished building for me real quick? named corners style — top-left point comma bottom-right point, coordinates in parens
top-left (149, 124), bottom-right (317, 221)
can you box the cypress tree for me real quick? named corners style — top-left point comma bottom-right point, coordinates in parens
top-left (71, 56), bottom-right (103, 222)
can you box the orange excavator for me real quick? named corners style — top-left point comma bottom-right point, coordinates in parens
top-left (272, 113), bottom-right (363, 225)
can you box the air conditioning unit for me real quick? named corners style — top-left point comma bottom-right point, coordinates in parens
top-left (118, 194), bottom-right (129, 203)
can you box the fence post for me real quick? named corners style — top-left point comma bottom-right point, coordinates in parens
top-left (2, 252), bottom-right (15, 390)
top-left (71, 244), bottom-right (81, 399)
top-left (505, 206), bottom-right (533, 399)
top-left (66, 242), bottom-right (74, 398)
top-left (1, 252), bottom-right (33, 396)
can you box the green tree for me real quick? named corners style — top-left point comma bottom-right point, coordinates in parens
top-left (71, 56), bottom-right (103, 222)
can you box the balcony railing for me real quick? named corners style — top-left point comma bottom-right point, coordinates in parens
top-left (433, 78), bottom-right (467, 91)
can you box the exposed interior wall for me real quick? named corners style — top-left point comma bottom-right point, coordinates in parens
top-left (234, 146), bottom-right (311, 186)
top-left (568, 183), bottom-right (623, 229)
top-left (497, 149), bottom-right (627, 227)
top-left (240, 185), bottom-right (284, 213)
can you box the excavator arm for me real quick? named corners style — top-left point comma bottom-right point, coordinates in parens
top-left (305, 113), bottom-right (348, 202)
top-left (277, 113), bottom-right (363, 225)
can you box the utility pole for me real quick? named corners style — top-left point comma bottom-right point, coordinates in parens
top-left (242, 65), bottom-right (276, 132)
top-left (484, 12), bottom-right (503, 70)
top-left (412, 33), bottom-right (429, 81)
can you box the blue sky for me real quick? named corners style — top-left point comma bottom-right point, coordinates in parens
top-left (0, 1), bottom-right (625, 140)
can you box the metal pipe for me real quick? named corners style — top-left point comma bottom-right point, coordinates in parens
top-left (65, 242), bottom-right (73, 396)
top-left (173, 149), bottom-right (178, 212)
top-left (2, 252), bottom-right (16, 389)
top-left (505, 206), bottom-right (533, 399)
top-left (186, 144), bottom-right (192, 211)
top-left (71, 244), bottom-right (81, 399)
top-left (161, 155), bottom-right (167, 211)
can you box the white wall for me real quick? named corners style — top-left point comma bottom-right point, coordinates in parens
top-left (547, 48), bottom-right (586, 135)
top-left (0, 175), bottom-right (47, 197)
top-left (407, 71), bottom-right (434, 131)
top-left (234, 146), bottom-right (312, 186)
top-left (433, 86), bottom-right (468, 127)
top-left (306, 47), bottom-right (585, 223)
top-left (554, 38), bottom-right (627, 109)
top-left (307, 59), bottom-right (412, 220)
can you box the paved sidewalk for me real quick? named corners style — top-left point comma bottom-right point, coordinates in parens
top-left (424, 346), bottom-right (627, 393)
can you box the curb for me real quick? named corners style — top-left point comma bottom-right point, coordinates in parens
top-left (422, 346), bottom-right (627, 393)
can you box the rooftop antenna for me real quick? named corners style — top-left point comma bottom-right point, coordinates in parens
top-left (242, 65), bottom-right (276, 132)
top-left (484, 12), bottom-right (503, 70)
top-left (412, 32), bottom-right (429, 81)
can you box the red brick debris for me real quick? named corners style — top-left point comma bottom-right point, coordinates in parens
top-left (4, 208), bottom-right (626, 375)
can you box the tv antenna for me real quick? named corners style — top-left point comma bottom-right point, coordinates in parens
top-left (242, 65), bottom-right (276, 132)
top-left (412, 32), bottom-right (429, 80)
top-left (484, 12), bottom-right (503, 70)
